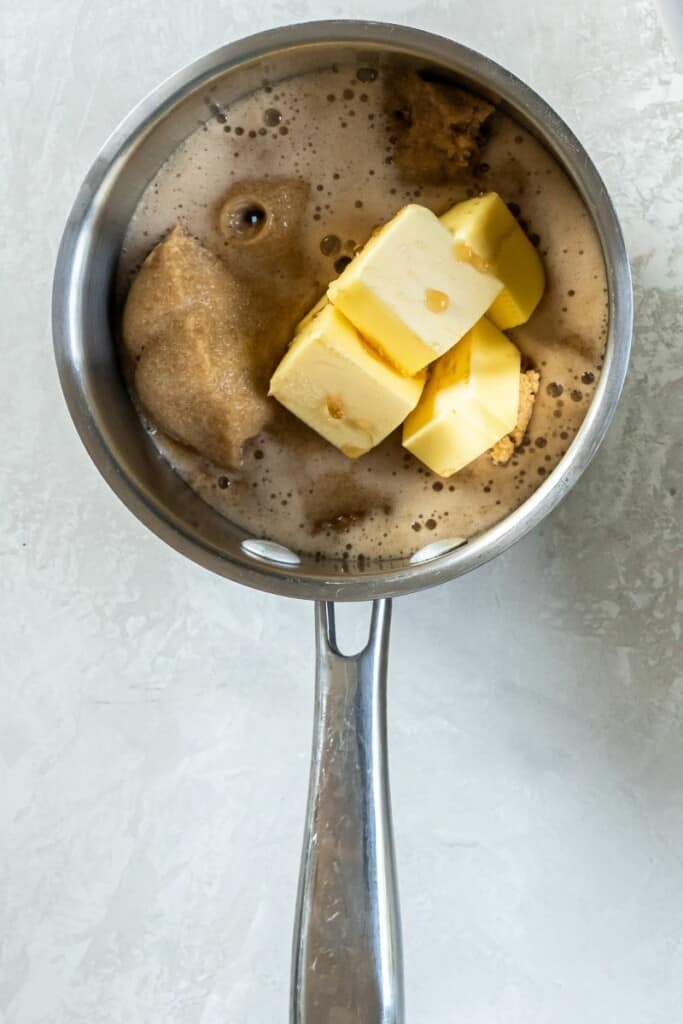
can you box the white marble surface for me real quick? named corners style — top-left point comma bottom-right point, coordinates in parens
top-left (3, 1), bottom-right (682, 1021)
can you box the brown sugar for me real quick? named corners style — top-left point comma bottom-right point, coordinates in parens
top-left (386, 74), bottom-right (494, 184)
top-left (490, 369), bottom-right (541, 465)
top-left (122, 227), bottom-right (271, 469)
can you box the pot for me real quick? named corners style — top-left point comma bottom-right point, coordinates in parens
top-left (52, 21), bottom-right (632, 1023)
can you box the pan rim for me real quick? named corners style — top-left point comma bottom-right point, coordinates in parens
top-left (52, 20), bottom-right (632, 601)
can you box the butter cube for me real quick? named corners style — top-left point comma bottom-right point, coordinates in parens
top-left (327, 204), bottom-right (502, 376)
top-left (440, 192), bottom-right (544, 329)
top-left (269, 301), bottom-right (425, 457)
top-left (403, 317), bottom-right (521, 477)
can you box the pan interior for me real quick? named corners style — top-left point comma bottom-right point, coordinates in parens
top-left (56, 28), bottom-right (626, 599)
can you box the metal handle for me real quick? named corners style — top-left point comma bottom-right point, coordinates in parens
top-left (291, 599), bottom-right (404, 1024)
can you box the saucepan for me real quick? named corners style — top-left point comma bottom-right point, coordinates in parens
top-left (52, 20), bottom-right (632, 1022)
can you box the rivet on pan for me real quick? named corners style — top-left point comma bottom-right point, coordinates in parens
top-left (409, 537), bottom-right (466, 565)
top-left (241, 538), bottom-right (301, 566)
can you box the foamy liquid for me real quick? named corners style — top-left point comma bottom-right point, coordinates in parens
top-left (119, 64), bottom-right (608, 562)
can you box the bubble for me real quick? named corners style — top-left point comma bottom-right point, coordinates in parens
top-left (320, 234), bottom-right (341, 256)
top-left (221, 200), bottom-right (267, 240)
top-left (263, 108), bottom-right (282, 126)
top-left (547, 382), bottom-right (564, 397)
top-left (356, 67), bottom-right (378, 82)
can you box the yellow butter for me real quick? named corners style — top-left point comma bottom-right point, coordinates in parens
top-left (402, 317), bottom-right (521, 477)
top-left (327, 204), bottom-right (502, 376)
top-left (440, 192), bottom-right (545, 329)
top-left (269, 301), bottom-right (425, 457)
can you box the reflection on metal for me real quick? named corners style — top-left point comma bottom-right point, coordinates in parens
top-left (409, 537), bottom-right (467, 565)
top-left (292, 601), bottom-right (403, 1024)
top-left (241, 538), bottom-right (301, 566)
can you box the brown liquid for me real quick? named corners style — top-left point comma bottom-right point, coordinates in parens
top-left (118, 65), bottom-right (608, 562)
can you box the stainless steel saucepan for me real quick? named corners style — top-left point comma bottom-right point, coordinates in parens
top-left (52, 21), bottom-right (632, 1023)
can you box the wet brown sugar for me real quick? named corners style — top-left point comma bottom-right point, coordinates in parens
top-left (118, 66), bottom-right (608, 561)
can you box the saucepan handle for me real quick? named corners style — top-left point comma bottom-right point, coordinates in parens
top-left (291, 599), bottom-right (404, 1024)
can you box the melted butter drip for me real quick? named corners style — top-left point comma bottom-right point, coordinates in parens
top-left (424, 288), bottom-right (450, 313)
top-left (452, 241), bottom-right (492, 274)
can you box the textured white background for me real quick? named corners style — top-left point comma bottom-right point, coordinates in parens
top-left (2, 1), bottom-right (682, 1021)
